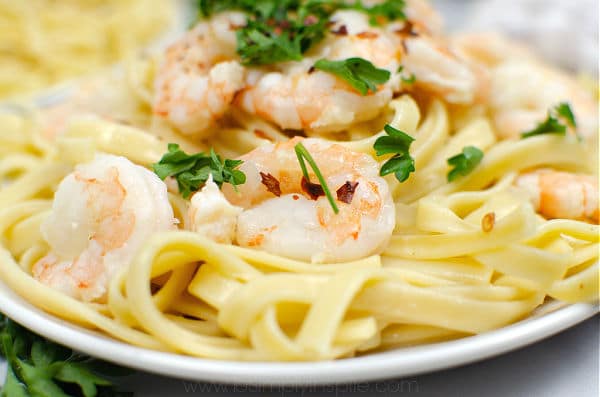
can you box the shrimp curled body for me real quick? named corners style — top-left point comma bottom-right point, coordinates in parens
top-left (33, 155), bottom-right (176, 302)
top-left (220, 137), bottom-right (396, 263)
top-left (153, 12), bottom-right (247, 137)
top-left (515, 169), bottom-right (599, 223)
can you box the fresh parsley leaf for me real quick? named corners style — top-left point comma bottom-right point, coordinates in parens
top-left (353, 0), bottom-right (407, 25)
top-left (521, 102), bottom-right (578, 139)
top-left (374, 124), bottom-right (416, 183)
top-left (153, 144), bottom-right (246, 198)
top-left (0, 314), bottom-right (130, 397)
top-left (197, 1), bottom-right (406, 65)
top-left (555, 102), bottom-right (577, 128)
top-left (294, 142), bottom-right (339, 214)
top-left (314, 58), bottom-right (391, 95)
top-left (446, 146), bottom-right (484, 182)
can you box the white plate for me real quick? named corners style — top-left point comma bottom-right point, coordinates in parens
top-left (0, 277), bottom-right (597, 385)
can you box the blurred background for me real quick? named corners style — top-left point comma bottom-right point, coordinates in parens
top-left (432, 0), bottom-right (599, 76)
top-left (0, 0), bottom-right (597, 101)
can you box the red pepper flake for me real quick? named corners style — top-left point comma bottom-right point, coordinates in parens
top-left (301, 176), bottom-right (325, 200)
top-left (331, 25), bottom-right (348, 36)
top-left (308, 65), bottom-right (316, 74)
top-left (481, 212), bottom-right (495, 233)
top-left (357, 31), bottom-right (379, 39)
top-left (254, 129), bottom-right (273, 141)
top-left (260, 172), bottom-right (281, 197)
top-left (304, 15), bottom-right (318, 26)
top-left (395, 21), bottom-right (419, 37)
top-left (336, 181), bottom-right (359, 204)
top-left (292, 194), bottom-right (300, 201)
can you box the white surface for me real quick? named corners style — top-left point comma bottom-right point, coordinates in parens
top-left (0, 275), bottom-right (598, 386)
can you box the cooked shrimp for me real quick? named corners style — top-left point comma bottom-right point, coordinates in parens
top-left (453, 33), bottom-right (598, 140)
top-left (515, 169), bottom-right (599, 223)
top-left (236, 8), bottom-right (484, 132)
top-left (189, 175), bottom-right (242, 244)
top-left (32, 155), bottom-right (176, 302)
top-left (235, 10), bottom-right (401, 133)
top-left (220, 137), bottom-right (395, 263)
top-left (401, 33), bottom-right (488, 104)
top-left (153, 12), bottom-right (247, 137)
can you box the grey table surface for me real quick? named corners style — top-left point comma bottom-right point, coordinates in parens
top-left (109, 315), bottom-right (598, 397)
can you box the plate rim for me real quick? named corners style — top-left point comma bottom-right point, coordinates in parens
top-left (0, 278), bottom-right (597, 385)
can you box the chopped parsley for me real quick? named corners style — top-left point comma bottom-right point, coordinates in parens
top-left (0, 313), bottom-right (131, 397)
top-left (521, 102), bottom-right (578, 139)
top-left (196, 0), bottom-right (406, 65)
top-left (313, 58), bottom-right (391, 95)
top-left (374, 124), bottom-right (416, 183)
top-left (294, 142), bottom-right (339, 214)
top-left (153, 144), bottom-right (246, 198)
top-left (397, 65), bottom-right (416, 84)
top-left (354, 0), bottom-right (407, 25)
top-left (446, 146), bottom-right (484, 182)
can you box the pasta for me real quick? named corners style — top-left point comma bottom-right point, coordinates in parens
top-left (0, 0), bottom-right (598, 362)
top-left (0, 0), bottom-right (177, 99)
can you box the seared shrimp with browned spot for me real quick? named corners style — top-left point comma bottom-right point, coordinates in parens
top-left (218, 137), bottom-right (395, 263)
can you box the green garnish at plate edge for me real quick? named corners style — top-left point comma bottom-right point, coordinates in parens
top-left (0, 313), bottom-right (131, 397)
top-left (446, 146), bottom-right (484, 182)
top-left (153, 144), bottom-right (246, 199)
top-left (374, 124), bottom-right (416, 183)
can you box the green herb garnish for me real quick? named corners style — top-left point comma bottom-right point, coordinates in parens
top-left (555, 102), bottom-right (577, 128)
top-left (446, 146), bottom-right (484, 182)
top-left (314, 58), bottom-right (391, 95)
top-left (521, 102), bottom-right (578, 139)
top-left (354, 0), bottom-right (407, 26)
top-left (374, 124), bottom-right (416, 183)
top-left (294, 142), bottom-right (339, 214)
top-left (397, 66), bottom-right (416, 84)
top-left (0, 314), bottom-right (131, 397)
top-left (153, 144), bottom-right (246, 198)
top-left (196, 1), bottom-right (406, 65)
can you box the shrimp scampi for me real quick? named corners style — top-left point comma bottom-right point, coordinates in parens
top-left (214, 137), bottom-right (396, 263)
top-left (32, 155), bottom-right (176, 302)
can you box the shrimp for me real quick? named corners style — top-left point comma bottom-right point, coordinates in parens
top-left (236, 8), bottom-right (485, 133)
top-left (32, 155), bottom-right (176, 302)
top-left (453, 33), bottom-right (599, 140)
top-left (153, 12), bottom-right (247, 137)
top-left (515, 169), bottom-right (599, 223)
top-left (189, 176), bottom-right (242, 244)
top-left (220, 137), bottom-right (395, 263)
top-left (235, 10), bottom-right (401, 133)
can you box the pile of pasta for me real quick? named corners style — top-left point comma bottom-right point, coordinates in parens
top-left (0, 0), bottom-right (176, 99)
top-left (0, 64), bottom-right (597, 361)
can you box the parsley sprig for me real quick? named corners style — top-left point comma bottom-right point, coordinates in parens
top-left (153, 144), bottom-right (246, 198)
top-left (197, 0), bottom-right (406, 66)
top-left (446, 146), bottom-right (484, 182)
top-left (314, 58), bottom-right (391, 95)
top-left (0, 314), bottom-right (131, 397)
top-left (374, 124), bottom-right (416, 183)
top-left (294, 142), bottom-right (339, 214)
top-left (521, 102), bottom-right (578, 139)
